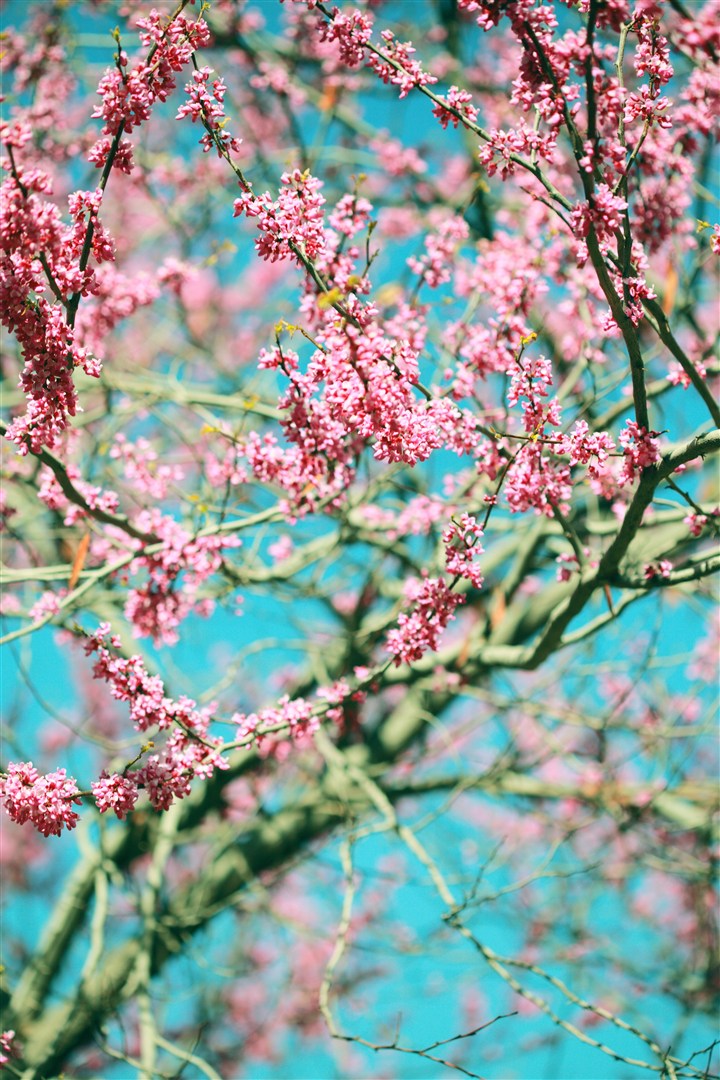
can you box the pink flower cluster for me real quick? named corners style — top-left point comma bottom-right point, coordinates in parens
top-left (625, 13), bottom-right (673, 131)
top-left (319, 7), bottom-right (374, 68)
top-left (84, 624), bottom-right (228, 811)
top-left (619, 273), bottom-right (657, 327)
top-left (667, 358), bottom-right (707, 390)
top-left (556, 551), bottom-right (580, 582)
top-left (38, 461), bottom-right (119, 526)
top-left (231, 669), bottom-right (372, 757)
top-left (124, 511), bottom-right (240, 645)
top-left (684, 512), bottom-right (711, 537)
top-left (370, 135), bottom-right (427, 178)
top-left (1, 761), bottom-right (81, 837)
top-left (624, 84), bottom-right (672, 129)
top-left (328, 192), bottom-right (373, 238)
top-left (1, 165), bottom-right (110, 452)
top-left (2, 13), bottom-right (189, 459)
top-left (619, 420), bottom-right (661, 485)
top-left (445, 233), bottom-right (546, 391)
top-left (570, 184), bottom-right (627, 247)
top-left (407, 214), bottom-right (469, 289)
top-left (86, 624), bottom-right (200, 732)
top-left (478, 119), bottom-right (558, 178)
top-left (450, 0), bottom-right (708, 272)
top-left (243, 430), bottom-right (355, 516)
top-left (442, 514), bottom-right (485, 588)
top-left (0, 1030), bottom-right (16, 1067)
top-left (91, 771), bottom-right (139, 819)
top-left (177, 66), bottom-right (243, 157)
top-left (74, 263), bottom-right (162, 355)
top-left (367, 29), bottom-right (438, 99)
top-left (507, 352), bottom-right (562, 434)
top-left (231, 178), bottom-right (496, 509)
top-left (89, 8), bottom-right (211, 171)
top-left (233, 695), bottom-right (319, 758)
top-left (250, 60), bottom-right (307, 110)
top-left (386, 575), bottom-right (464, 666)
top-left (359, 492), bottom-right (447, 542)
top-left (643, 559), bottom-right (673, 580)
top-left (234, 169), bottom-right (327, 264)
top-left (28, 589), bottom-right (66, 622)
top-left (505, 444), bottom-right (572, 517)
top-left (633, 15), bottom-right (674, 86)
top-left (110, 433), bottom-right (184, 501)
top-left (432, 86), bottom-right (478, 130)
top-left (137, 728), bottom-right (227, 811)
top-left (275, 325), bottom-right (475, 477)
top-left (316, 676), bottom-right (367, 726)
top-left (558, 420), bottom-right (616, 484)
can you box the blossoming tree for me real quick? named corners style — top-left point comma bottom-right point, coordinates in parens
top-left (1, 0), bottom-right (718, 1075)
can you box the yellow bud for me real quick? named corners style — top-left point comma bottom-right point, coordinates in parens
top-left (318, 287), bottom-right (343, 309)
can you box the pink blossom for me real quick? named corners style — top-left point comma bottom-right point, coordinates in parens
top-left (442, 514), bottom-right (485, 588)
top-left (0, 1030), bottom-right (17, 1067)
top-left (432, 86), bottom-right (478, 130)
top-left (232, 694), bottom-right (319, 755)
top-left (684, 513), bottom-right (709, 537)
top-left (84, 625), bottom-right (228, 811)
top-left (367, 30), bottom-right (438, 99)
top-left (570, 184), bottom-right (627, 245)
top-left (556, 551), bottom-right (580, 582)
top-left (369, 135), bottom-right (427, 177)
top-left (268, 535), bottom-right (294, 562)
top-left (177, 66), bottom-right (243, 157)
top-left (28, 589), bottom-right (66, 622)
top-left (619, 420), bottom-right (661, 485)
top-left (644, 559), bottom-right (673, 580)
top-left (377, 206), bottom-right (422, 237)
top-left (478, 119), bottom-right (557, 178)
top-left (250, 61), bottom-right (307, 110)
top-left (319, 8), bottom-right (374, 68)
top-left (558, 420), bottom-right (616, 486)
top-left (37, 463), bottom-right (119, 526)
top-left (407, 214), bottom-right (469, 288)
top-left (91, 772), bottom-right (139, 819)
top-left (386, 576), bottom-right (464, 665)
top-left (233, 169), bottom-right (327, 264)
top-left (89, 9), bottom-right (211, 167)
top-left (0, 166), bottom-right (109, 452)
top-left (122, 512), bottom-right (240, 645)
top-left (110, 434), bottom-right (184, 501)
top-left (633, 17), bottom-right (673, 86)
top-left (328, 192), bottom-right (374, 238)
top-left (1, 762), bottom-right (81, 837)
top-left (667, 359), bottom-right (707, 389)
top-left (388, 494), bottom-right (446, 540)
top-left (505, 446), bottom-right (572, 516)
